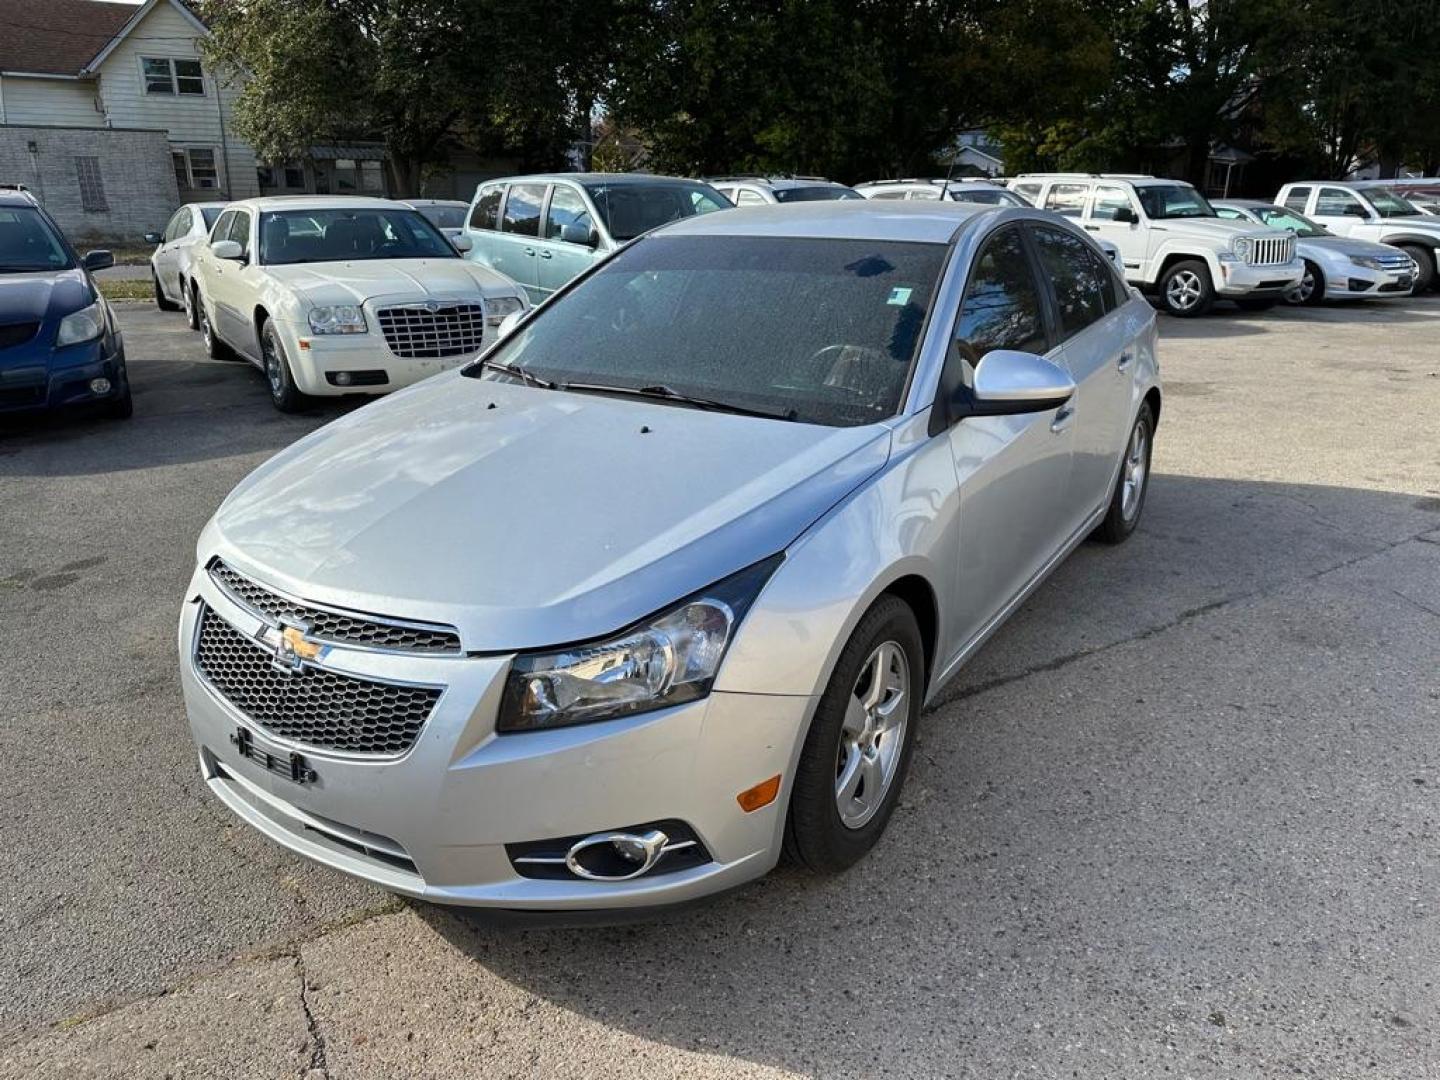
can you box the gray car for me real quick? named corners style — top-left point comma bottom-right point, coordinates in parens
top-left (1213, 199), bottom-right (1416, 304)
top-left (707, 175), bottom-right (863, 206)
top-left (146, 201), bottom-right (228, 329)
top-left (179, 200), bottom-right (1160, 915)
top-left (462, 173), bottom-right (730, 303)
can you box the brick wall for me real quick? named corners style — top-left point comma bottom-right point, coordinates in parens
top-left (0, 125), bottom-right (180, 245)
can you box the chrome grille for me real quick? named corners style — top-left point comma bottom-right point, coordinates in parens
top-left (1246, 235), bottom-right (1295, 266)
top-left (376, 303), bottom-right (485, 359)
top-left (1373, 252), bottom-right (1416, 271)
top-left (208, 560), bottom-right (462, 654)
top-left (194, 607), bottom-right (442, 754)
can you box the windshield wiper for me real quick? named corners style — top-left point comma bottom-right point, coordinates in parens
top-left (476, 358), bottom-right (559, 390)
top-left (560, 381), bottom-right (799, 422)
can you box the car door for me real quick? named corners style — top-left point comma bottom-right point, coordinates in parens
top-left (941, 224), bottom-right (1075, 651)
top-left (155, 207), bottom-right (190, 299)
top-left (1028, 221), bottom-right (1137, 534)
top-left (533, 183), bottom-right (604, 299)
top-left (1309, 186), bottom-right (1374, 240)
top-left (210, 209), bottom-right (255, 354)
top-left (489, 183), bottom-right (546, 302)
top-left (1085, 183), bottom-right (1145, 278)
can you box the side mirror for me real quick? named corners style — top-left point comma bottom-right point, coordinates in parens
top-left (144, 232), bottom-right (163, 245)
top-left (1112, 206), bottom-right (1138, 224)
top-left (82, 249), bottom-right (114, 272)
top-left (451, 232), bottom-right (473, 253)
top-left (495, 310), bottom-right (524, 340)
top-left (561, 222), bottom-right (598, 247)
top-left (968, 350), bottom-right (1075, 414)
top-left (211, 239), bottom-right (245, 261)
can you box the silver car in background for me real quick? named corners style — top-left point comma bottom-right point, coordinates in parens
top-left (1213, 199), bottom-right (1415, 304)
top-left (404, 199), bottom-right (471, 245)
top-left (179, 201), bottom-right (1160, 915)
top-left (146, 201), bottom-right (227, 329)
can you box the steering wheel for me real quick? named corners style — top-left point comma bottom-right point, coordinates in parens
top-left (804, 344), bottom-right (892, 398)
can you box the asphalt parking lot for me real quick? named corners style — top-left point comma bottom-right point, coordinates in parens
top-left (2, 296), bottom-right (1439, 1078)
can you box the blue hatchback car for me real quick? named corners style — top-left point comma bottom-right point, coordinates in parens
top-left (0, 189), bottom-right (130, 420)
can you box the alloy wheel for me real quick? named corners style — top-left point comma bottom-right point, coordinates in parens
top-left (835, 640), bottom-right (909, 830)
top-left (1121, 421), bottom-right (1149, 522)
top-left (1165, 270), bottom-right (1203, 311)
top-left (262, 330), bottom-right (284, 396)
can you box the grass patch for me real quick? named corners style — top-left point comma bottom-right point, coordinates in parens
top-left (97, 278), bottom-right (154, 302)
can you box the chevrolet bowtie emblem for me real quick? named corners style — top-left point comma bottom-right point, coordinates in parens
top-left (260, 621), bottom-right (322, 674)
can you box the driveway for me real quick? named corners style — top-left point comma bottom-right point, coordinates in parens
top-left (2, 298), bottom-right (1438, 1078)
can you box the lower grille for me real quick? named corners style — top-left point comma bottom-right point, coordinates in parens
top-left (376, 303), bottom-right (485, 359)
top-left (0, 321), bottom-right (39, 349)
top-left (194, 606), bottom-right (442, 754)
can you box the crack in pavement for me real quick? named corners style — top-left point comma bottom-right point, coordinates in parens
top-left (296, 954), bottom-right (329, 1079)
top-left (942, 525), bottom-right (1438, 707)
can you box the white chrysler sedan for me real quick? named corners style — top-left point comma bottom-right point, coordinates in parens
top-left (191, 197), bottom-right (528, 411)
top-left (180, 202), bottom-right (1160, 916)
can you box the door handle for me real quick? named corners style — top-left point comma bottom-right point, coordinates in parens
top-left (523, 247), bottom-right (536, 256)
top-left (1051, 405), bottom-right (1075, 433)
top-left (1083, 224), bottom-right (1100, 231)
top-left (538, 250), bottom-right (553, 259)
top-left (1117, 351), bottom-right (1133, 372)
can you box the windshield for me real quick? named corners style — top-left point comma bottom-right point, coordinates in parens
top-left (259, 207), bottom-right (456, 265)
top-left (1363, 188), bottom-right (1421, 217)
top-left (200, 207), bottom-right (223, 229)
top-left (773, 186), bottom-right (863, 203)
top-left (416, 204), bottom-right (467, 229)
top-left (1254, 206), bottom-right (1327, 237)
top-left (469, 235), bottom-right (945, 427)
top-left (582, 181), bottom-right (729, 242)
top-left (1137, 184), bottom-right (1215, 219)
top-left (0, 206), bottom-right (73, 272)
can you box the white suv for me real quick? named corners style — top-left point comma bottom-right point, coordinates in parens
top-left (192, 197), bottom-right (528, 412)
top-left (1008, 174), bottom-right (1303, 316)
top-left (706, 175), bottom-right (862, 205)
top-left (1275, 181), bottom-right (1440, 292)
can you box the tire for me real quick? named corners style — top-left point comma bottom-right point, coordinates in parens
top-left (153, 272), bottom-right (180, 312)
top-left (1094, 402), bottom-right (1154, 544)
top-left (1396, 244), bottom-right (1435, 293)
top-left (182, 278), bottom-right (200, 330)
top-left (784, 595), bottom-right (924, 874)
top-left (260, 318), bottom-right (310, 413)
top-left (1286, 260), bottom-right (1325, 306)
top-left (1234, 298), bottom-right (1275, 312)
top-left (197, 292), bottom-right (233, 361)
top-left (1157, 259), bottom-right (1215, 317)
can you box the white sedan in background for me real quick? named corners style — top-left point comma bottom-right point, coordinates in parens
top-left (146, 201), bottom-right (227, 329)
top-left (191, 197), bottom-right (528, 411)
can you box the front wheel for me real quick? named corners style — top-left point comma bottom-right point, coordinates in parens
top-left (1158, 260), bottom-right (1214, 317)
top-left (1093, 402), bottom-right (1154, 544)
top-left (260, 319), bottom-right (311, 413)
top-left (1286, 260), bottom-right (1325, 306)
top-left (1396, 244), bottom-right (1435, 293)
top-left (784, 595), bottom-right (923, 874)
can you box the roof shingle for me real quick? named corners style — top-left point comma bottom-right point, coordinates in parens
top-left (0, 0), bottom-right (141, 77)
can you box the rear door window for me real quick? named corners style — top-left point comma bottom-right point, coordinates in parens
top-left (501, 184), bottom-right (546, 236)
top-left (734, 188), bottom-right (767, 207)
top-left (1043, 184), bottom-right (1089, 218)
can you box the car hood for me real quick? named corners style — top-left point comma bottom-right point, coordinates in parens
top-left (0, 267), bottom-right (91, 325)
top-left (204, 371), bottom-right (891, 651)
top-left (1155, 217), bottom-right (1289, 243)
top-left (263, 259), bottom-right (522, 307)
top-left (1302, 235), bottom-right (1412, 259)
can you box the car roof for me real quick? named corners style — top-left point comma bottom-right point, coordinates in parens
top-left (1213, 199), bottom-right (1272, 208)
top-left (705, 175), bottom-right (846, 189)
top-left (0, 189), bottom-right (40, 208)
top-left (232, 196), bottom-right (407, 212)
top-left (482, 173), bottom-right (710, 188)
top-left (405, 199), bottom-right (468, 207)
top-left (655, 199), bottom-right (989, 243)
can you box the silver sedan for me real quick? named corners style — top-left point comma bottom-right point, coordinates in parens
top-left (178, 201), bottom-right (1161, 914)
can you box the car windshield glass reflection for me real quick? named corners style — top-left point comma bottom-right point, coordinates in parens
top-left (773, 187), bottom-right (863, 203)
top-left (0, 207), bottom-right (72, 272)
top-left (471, 235), bottom-right (945, 427)
top-left (1137, 184), bottom-right (1216, 219)
top-left (582, 182), bottom-right (730, 242)
top-left (417, 205), bottom-right (467, 229)
top-left (259, 208), bottom-right (457, 265)
top-left (1256, 207), bottom-right (1327, 237)
top-left (1364, 188), bottom-right (1422, 217)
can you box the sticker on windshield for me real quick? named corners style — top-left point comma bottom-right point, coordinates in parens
top-left (886, 287), bottom-right (913, 306)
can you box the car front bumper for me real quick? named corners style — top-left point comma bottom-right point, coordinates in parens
top-left (178, 567), bottom-right (810, 911)
top-left (1321, 264), bottom-right (1414, 300)
top-left (274, 314), bottom-right (493, 398)
top-left (1215, 258), bottom-right (1304, 297)
top-left (0, 333), bottom-right (127, 414)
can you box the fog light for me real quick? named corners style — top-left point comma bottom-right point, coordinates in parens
top-left (612, 836), bottom-right (650, 863)
top-left (333, 371), bottom-right (353, 386)
top-left (89, 377), bottom-right (111, 395)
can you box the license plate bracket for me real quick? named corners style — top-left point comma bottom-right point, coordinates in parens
top-left (230, 727), bottom-right (317, 785)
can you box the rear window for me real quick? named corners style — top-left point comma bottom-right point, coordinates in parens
top-left (418, 204), bottom-right (467, 229)
top-left (772, 186), bottom-right (863, 203)
top-left (582, 181), bottom-right (729, 241)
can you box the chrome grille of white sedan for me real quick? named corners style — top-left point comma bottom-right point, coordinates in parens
top-left (1246, 236), bottom-right (1295, 266)
top-left (376, 303), bottom-right (486, 359)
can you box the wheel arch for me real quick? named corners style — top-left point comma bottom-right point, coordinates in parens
top-left (880, 574), bottom-right (939, 693)
top-left (1143, 385), bottom-right (1162, 430)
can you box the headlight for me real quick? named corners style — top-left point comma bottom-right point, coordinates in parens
top-left (497, 555), bottom-right (783, 732)
top-left (482, 295), bottom-right (526, 328)
top-left (1349, 255), bottom-right (1384, 271)
top-left (1230, 237), bottom-right (1253, 261)
top-left (307, 305), bottom-right (367, 335)
top-left (56, 301), bottom-right (105, 347)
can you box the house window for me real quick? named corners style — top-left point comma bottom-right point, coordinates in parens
top-left (331, 158), bottom-right (385, 194)
top-left (75, 157), bottom-right (107, 212)
top-left (257, 166), bottom-right (276, 188)
top-left (143, 57), bottom-right (205, 95)
top-left (172, 148), bottom-right (219, 190)
top-left (284, 165), bottom-right (304, 188)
